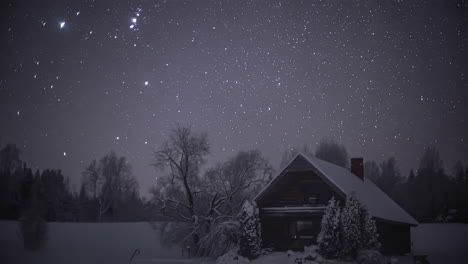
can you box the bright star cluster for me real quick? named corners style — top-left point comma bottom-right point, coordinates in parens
top-left (0, 0), bottom-right (467, 193)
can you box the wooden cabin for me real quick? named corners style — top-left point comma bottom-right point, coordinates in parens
top-left (254, 153), bottom-right (418, 254)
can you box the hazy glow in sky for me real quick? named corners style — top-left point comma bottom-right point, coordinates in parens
top-left (1, 0), bottom-right (467, 194)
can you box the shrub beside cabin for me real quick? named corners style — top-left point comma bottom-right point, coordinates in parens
top-left (255, 153), bottom-right (418, 254)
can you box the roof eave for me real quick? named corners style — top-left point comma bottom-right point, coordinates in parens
top-left (373, 216), bottom-right (419, 227)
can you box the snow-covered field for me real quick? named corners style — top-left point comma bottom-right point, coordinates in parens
top-left (412, 223), bottom-right (468, 264)
top-left (0, 221), bottom-right (467, 264)
top-left (0, 221), bottom-right (183, 264)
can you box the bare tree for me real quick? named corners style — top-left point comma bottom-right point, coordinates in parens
top-left (152, 124), bottom-right (209, 244)
top-left (151, 124), bottom-right (273, 256)
top-left (364, 160), bottom-right (380, 183)
top-left (81, 151), bottom-right (137, 222)
top-left (378, 157), bottom-right (403, 197)
top-left (0, 144), bottom-right (23, 219)
top-left (201, 150), bottom-right (273, 225)
top-left (82, 159), bottom-right (99, 199)
top-left (0, 144), bottom-right (22, 175)
top-left (193, 150), bottom-right (272, 257)
top-left (315, 138), bottom-right (349, 168)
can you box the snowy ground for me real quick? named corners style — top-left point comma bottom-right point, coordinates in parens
top-left (248, 224), bottom-right (468, 264)
top-left (0, 221), bottom-right (184, 264)
top-left (412, 223), bottom-right (468, 264)
top-left (0, 222), bottom-right (467, 264)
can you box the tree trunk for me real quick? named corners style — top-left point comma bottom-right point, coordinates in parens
top-left (98, 203), bottom-right (102, 223)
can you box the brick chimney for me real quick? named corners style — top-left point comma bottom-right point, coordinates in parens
top-left (351, 157), bottom-right (364, 180)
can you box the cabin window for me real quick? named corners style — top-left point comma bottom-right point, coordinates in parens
top-left (307, 197), bottom-right (317, 205)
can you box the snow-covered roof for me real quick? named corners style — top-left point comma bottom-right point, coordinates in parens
top-left (255, 153), bottom-right (418, 226)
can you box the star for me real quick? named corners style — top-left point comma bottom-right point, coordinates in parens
top-left (1, 0), bottom-right (466, 209)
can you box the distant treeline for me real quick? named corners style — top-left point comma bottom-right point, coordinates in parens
top-left (364, 147), bottom-right (468, 223)
top-left (2, 137), bottom-right (468, 223)
top-left (282, 141), bottom-right (468, 223)
top-left (0, 144), bottom-right (153, 222)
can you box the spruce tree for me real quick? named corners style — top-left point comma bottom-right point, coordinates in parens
top-left (317, 197), bottom-right (341, 259)
top-left (359, 205), bottom-right (380, 250)
top-left (340, 193), bottom-right (380, 259)
top-left (340, 193), bottom-right (363, 259)
top-left (237, 200), bottom-right (262, 259)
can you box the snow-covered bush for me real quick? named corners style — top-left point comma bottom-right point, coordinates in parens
top-left (317, 197), bottom-right (341, 259)
top-left (341, 193), bottom-right (380, 259)
top-left (216, 249), bottom-right (250, 264)
top-left (356, 250), bottom-right (384, 264)
top-left (359, 207), bottom-right (380, 250)
top-left (17, 206), bottom-right (48, 250)
top-left (341, 193), bottom-right (363, 258)
top-left (317, 193), bottom-right (380, 260)
top-left (237, 200), bottom-right (262, 259)
top-left (198, 220), bottom-right (240, 257)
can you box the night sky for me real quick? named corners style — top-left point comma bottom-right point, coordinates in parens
top-left (1, 0), bottom-right (467, 195)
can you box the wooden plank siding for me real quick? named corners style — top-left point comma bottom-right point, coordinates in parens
top-left (257, 170), bottom-right (343, 208)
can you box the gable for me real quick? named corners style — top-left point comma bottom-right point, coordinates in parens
top-left (257, 170), bottom-right (343, 207)
top-left (287, 154), bottom-right (315, 171)
top-left (256, 155), bottom-right (345, 207)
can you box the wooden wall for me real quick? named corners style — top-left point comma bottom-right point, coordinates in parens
top-left (257, 170), bottom-right (343, 207)
top-left (261, 216), bottom-right (322, 251)
top-left (376, 220), bottom-right (412, 254)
